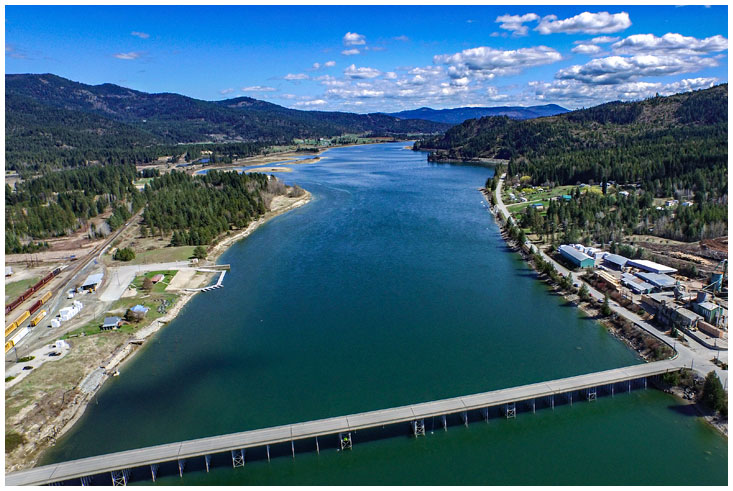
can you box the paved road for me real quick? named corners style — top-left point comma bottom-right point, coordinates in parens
top-left (6, 359), bottom-right (685, 486)
top-left (491, 175), bottom-right (728, 390)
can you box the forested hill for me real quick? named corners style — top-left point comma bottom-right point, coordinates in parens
top-left (415, 84), bottom-right (727, 198)
top-left (5, 73), bottom-right (450, 170)
top-left (385, 104), bottom-right (568, 124)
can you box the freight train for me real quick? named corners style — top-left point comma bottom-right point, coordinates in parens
top-left (4, 290), bottom-right (54, 340)
top-left (5, 268), bottom-right (61, 315)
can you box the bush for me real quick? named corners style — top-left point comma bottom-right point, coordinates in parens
top-left (114, 247), bottom-right (136, 262)
top-left (6, 432), bottom-right (25, 453)
top-left (142, 277), bottom-right (154, 291)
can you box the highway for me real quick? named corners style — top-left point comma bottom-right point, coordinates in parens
top-left (5, 359), bottom-right (686, 486)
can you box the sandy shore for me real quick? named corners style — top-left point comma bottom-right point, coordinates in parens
top-left (8, 191), bottom-right (313, 473)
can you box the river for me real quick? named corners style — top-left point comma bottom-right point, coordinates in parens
top-left (43, 142), bottom-right (727, 485)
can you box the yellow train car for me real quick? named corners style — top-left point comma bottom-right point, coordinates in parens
top-left (5, 310), bottom-right (30, 337)
top-left (40, 291), bottom-right (52, 304)
top-left (5, 341), bottom-right (14, 353)
top-left (30, 310), bottom-right (47, 327)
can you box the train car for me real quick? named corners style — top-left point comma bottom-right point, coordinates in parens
top-left (30, 310), bottom-right (47, 327)
top-left (5, 341), bottom-right (14, 354)
top-left (28, 300), bottom-right (43, 315)
top-left (5, 310), bottom-right (31, 338)
top-left (9, 326), bottom-right (30, 346)
top-left (40, 291), bottom-right (52, 304)
top-left (6, 267), bottom-right (62, 315)
top-left (5, 322), bottom-right (18, 338)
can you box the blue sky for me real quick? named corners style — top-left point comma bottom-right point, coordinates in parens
top-left (5, 5), bottom-right (728, 112)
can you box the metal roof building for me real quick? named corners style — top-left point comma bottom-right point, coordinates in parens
top-left (634, 271), bottom-right (676, 290)
top-left (621, 273), bottom-right (654, 294)
top-left (559, 245), bottom-right (595, 269)
top-left (603, 254), bottom-right (629, 270)
top-left (626, 259), bottom-right (677, 274)
top-left (101, 316), bottom-right (122, 330)
top-left (81, 273), bottom-right (104, 291)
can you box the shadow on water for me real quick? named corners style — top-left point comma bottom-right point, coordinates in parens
top-left (666, 403), bottom-right (702, 418)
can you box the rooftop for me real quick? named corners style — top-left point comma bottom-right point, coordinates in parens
top-left (604, 254), bottom-right (629, 267)
top-left (634, 271), bottom-right (677, 288)
top-left (626, 259), bottom-right (677, 274)
top-left (81, 273), bottom-right (104, 287)
top-left (559, 245), bottom-right (593, 263)
top-left (697, 301), bottom-right (723, 312)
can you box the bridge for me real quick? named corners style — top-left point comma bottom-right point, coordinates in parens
top-left (6, 358), bottom-right (687, 486)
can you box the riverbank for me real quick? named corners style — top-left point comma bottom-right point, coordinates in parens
top-left (5, 191), bottom-right (312, 472)
top-left (482, 185), bottom-right (728, 437)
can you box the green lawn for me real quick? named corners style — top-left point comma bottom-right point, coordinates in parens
top-left (5, 277), bottom-right (39, 303)
top-left (131, 270), bottom-right (176, 293)
top-left (63, 291), bottom-right (179, 338)
top-left (133, 177), bottom-right (153, 188)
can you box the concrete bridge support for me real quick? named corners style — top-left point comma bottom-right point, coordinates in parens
top-left (232, 449), bottom-right (245, 468)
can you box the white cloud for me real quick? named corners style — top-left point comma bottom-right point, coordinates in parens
top-left (294, 99), bottom-right (328, 107)
top-left (393, 35), bottom-right (410, 42)
top-left (219, 88), bottom-right (235, 95)
top-left (384, 71), bottom-right (397, 80)
top-left (114, 51), bottom-right (143, 60)
top-left (131, 31), bottom-right (150, 39)
top-left (341, 48), bottom-right (360, 56)
top-left (572, 44), bottom-right (602, 55)
top-left (611, 33), bottom-right (728, 55)
top-left (486, 86), bottom-right (510, 101)
top-left (241, 86), bottom-right (277, 92)
top-left (284, 73), bottom-right (310, 81)
top-left (536, 11), bottom-right (631, 35)
top-left (495, 13), bottom-right (539, 36)
top-left (312, 62), bottom-right (321, 70)
top-left (344, 64), bottom-right (382, 79)
top-left (530, 77), bottom-right (718, 106)
top-left (555, 54), bottom-right (719, 85)
top-left (588, 36), bottom-right (620, 44)
top-left (279, 93), bottom-right (298, 100)
top-left (343, 32), bottom-right (366, 46)
top-left (434, 46), bottom-right (563, 79)
top-left (324, 60), bottom-right (336, 67)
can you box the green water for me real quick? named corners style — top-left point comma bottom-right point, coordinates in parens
top-left (44, 143), bottom-right (727, 485)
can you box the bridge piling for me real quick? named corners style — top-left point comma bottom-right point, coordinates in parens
top-left (80, 475), bottom-right (92, 486)
top-left (150, 463), bottom-right (159, 482)
top-left (339, 432), bottom-right (353, 450)
top-left (505, 402), bottom-right (516, 418)
top-left (205, 454), bottom-right (211, 472)
top-left (482, 407), bottom-right (489, 422)
top-left (178, 458), bottom-right (186, 477)
top-left (442, 414), bottom-right (447, 430)
top-left (231, 449), bottom-right (245, 468)
top-left (314, 438), bottom-right (319, 455)
top-left (461, 411), bottom-right (468, 427)
top-left (532, 398), bottom-right (536, 413)
top-left (291, 440), bottom-right (296, 458)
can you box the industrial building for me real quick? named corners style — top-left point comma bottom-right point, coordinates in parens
top-left (603, 254), bottom-right (629, 271)
top-left (559, 245), bottom-right (595, 269)
top-left (626, 259), bottom-right (677, 274)
top-left (634, 272), bottom-right (677, 290)
top-left (621, 273), bottom-right (654, 294)
top-left (81, 273), bottom-right (104, 292)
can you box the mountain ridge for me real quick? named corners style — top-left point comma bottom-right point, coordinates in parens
top-left (384, 104), bottom-right (569, 124)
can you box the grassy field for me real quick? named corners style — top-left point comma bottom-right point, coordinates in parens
top-left (62, 272), bottom-right (179, 338)
top-left (4, 277), bottom-right (39, 303)
top-left (124, 246), bottom-right (195, 265)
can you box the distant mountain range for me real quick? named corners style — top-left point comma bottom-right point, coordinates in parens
top-left (384, 104), bottom-right (569, 124)
top-left (6, 73), bottom-right (451, 169)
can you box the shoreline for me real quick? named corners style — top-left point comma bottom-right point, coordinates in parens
top-left (13, 190), bottom-right (313, 472)
top-left (481, 186), bottom-right (728, 438)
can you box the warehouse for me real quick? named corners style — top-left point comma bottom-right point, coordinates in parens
top-left (621, 273), bottom-right (654, 294)
top-left (626, 259), bottom-right (677, 274)
top-left (101, 316), bottom-right (122, 330)
top-left (634, 271), bottom-right (676, 290)
top-left (603, 254), bottom-right (629, 271)
top-left (559, 245), bottom-right (595, 269)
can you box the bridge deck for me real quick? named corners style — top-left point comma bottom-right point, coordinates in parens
top-left (6, 358), bottom-right (685, 486)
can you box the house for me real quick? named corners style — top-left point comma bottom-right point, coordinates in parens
top-left (559, 245), bottom-right (595, 269)
top-left (530, 203), bottom-right (544, 211)
top-left (81, 273), bottom-right (104, 292)
top-left (101, 316), bottom-right (122, 330)
top-left (562, 194), bottom-right (572, 201)
top-left (151, 274), bottom-right (165, 284)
